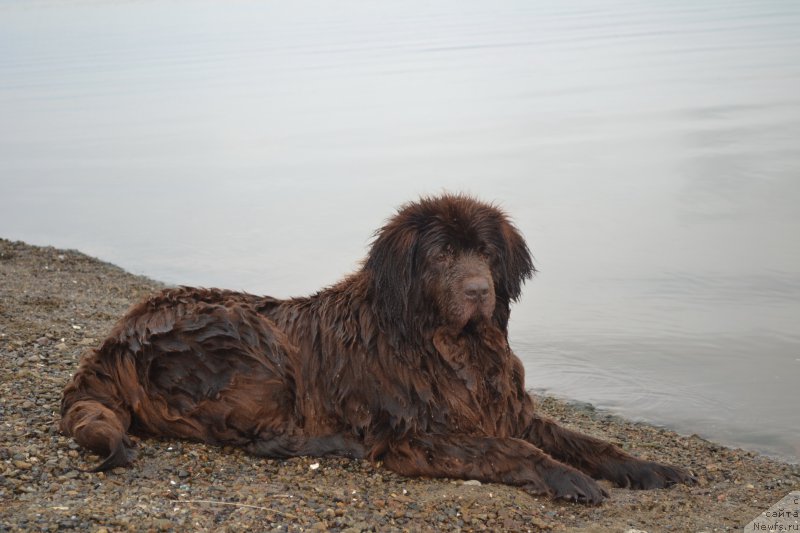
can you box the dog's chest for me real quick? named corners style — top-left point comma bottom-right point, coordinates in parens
top-left (429, 332), bottom-right (518, 436)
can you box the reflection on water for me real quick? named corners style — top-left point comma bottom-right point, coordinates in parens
top-left (1, 0), bottom-right (799, 461)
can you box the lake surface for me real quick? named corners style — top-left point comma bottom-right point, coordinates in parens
top-left (2, 0), bottom-right (799, 462)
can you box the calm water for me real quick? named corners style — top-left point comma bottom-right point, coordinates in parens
top-left (2, 0), bottom-right (799, 461)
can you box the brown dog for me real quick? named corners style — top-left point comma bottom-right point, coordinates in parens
top-left (60, 194), bottom-right (694, 503)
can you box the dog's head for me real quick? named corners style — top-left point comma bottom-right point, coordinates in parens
top-left (365, 194), bottom-right (535, 341)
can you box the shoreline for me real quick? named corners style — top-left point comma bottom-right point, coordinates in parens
top-left (1, 237), bottom-right (798, 531)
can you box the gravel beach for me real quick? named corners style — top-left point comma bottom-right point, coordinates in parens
top-left (1, 238), bottom-right (797, 532)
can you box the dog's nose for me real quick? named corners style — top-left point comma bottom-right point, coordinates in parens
top-left (464, 277), bottom-right (490, 301)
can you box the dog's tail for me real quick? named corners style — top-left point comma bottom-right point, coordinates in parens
top-left (60, 345), bottom-right (137, 472)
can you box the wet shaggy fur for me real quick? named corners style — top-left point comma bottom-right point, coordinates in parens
top-left (60, 194), bottom-right (694, 503)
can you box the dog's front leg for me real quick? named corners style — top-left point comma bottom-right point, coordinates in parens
top-left (381, 433), bottom-right (607, 504)
top-left (521, 414), bottom-right (695, 489)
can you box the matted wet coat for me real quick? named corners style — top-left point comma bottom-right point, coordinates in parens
top-left (60, 194), bottom-right (694, 503)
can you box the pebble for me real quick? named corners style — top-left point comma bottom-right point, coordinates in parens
top-left (154, 518), bottom-right (172, 531)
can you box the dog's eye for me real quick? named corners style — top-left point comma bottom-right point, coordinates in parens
top-left (436, 246), bottom-right (454, 263)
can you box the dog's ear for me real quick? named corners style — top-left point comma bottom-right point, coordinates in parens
top-left (497, 220), bottom-right (535, 303)
top-left (363, 219), bottom-right (419, 342)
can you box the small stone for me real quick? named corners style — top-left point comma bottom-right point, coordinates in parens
top-left (462, 479), bottom-right (482, 486)
top-left (154, 519), bottom-right (172, 531)
top-left (13, 460), bottom-right (32, 470)
top-left (55, 343), bottom-right (68, 351)
top-left (61, 470), bottom-right (79, 480)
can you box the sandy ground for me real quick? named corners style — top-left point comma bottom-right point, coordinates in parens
top-left (1, 238), bottom-right (798, 532)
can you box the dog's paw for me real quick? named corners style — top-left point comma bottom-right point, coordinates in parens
top-left (535, 464), bottom-right (608, 504)
top-left (597, 458), bottom-right (696, 489)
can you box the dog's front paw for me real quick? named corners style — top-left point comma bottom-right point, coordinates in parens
top-left (535, 464), bottom-right (608, 504)
top-left (597, 458), bottom-right (696, 489)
